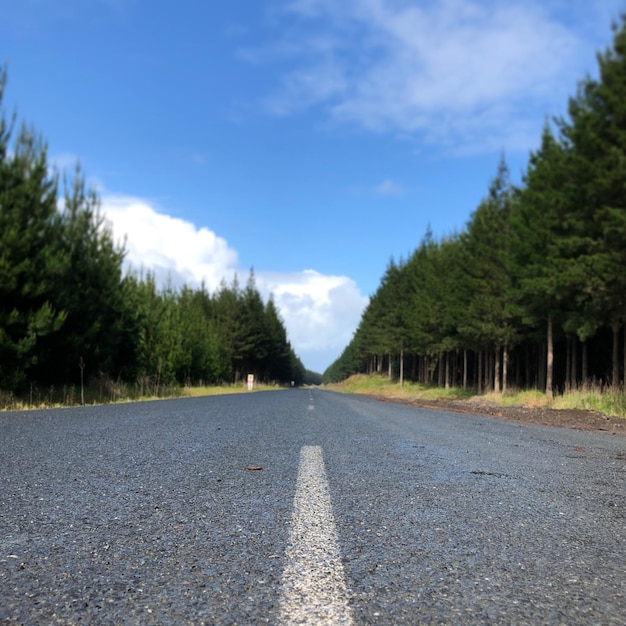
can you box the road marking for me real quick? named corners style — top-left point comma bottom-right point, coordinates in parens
top-left (308, 405), bottom-right (315, 411)
top-left (279, 446), bottom-right (354, 625)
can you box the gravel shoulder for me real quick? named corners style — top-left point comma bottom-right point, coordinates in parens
top-left (368, 394), bottom-right (626, 434)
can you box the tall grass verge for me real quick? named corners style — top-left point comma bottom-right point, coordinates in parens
top-left (552, 382), bottom-right (626, 417)
top-left (0, 377), bottom-right (284, 411)
top-left (326, 374), bottom-right (473, 401)
top-left (182, 382), bottom-right (283, 397)
top-left (326, 375), bottom-right (626, 418)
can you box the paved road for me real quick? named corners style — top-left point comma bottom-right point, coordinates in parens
top-left (1, 389), bottom-right (625, 624)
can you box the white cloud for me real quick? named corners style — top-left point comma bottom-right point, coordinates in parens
top-left (264, 59), bottom-right (347, 116)
top-left (100, 196), bottom-right (368, 372)
top-left (374, 178), bottom-right (403, 196)
top-left (255, 0), bottom-right (604, 153)
top-left (257, 270), bottom-right (368, 351)
top-left (101, 195), bottom-right (239, 291)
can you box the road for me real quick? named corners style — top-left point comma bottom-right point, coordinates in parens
top-left (1, 389), bottom-right (625, 624)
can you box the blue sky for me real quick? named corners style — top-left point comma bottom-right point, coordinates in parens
top-left (2, 0), bottom-right (623, 373)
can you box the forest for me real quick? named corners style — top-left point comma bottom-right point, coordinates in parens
top-left (324, 17), bottom-right (626, 397)
top-left (0, 68), bottom-right (308, 398)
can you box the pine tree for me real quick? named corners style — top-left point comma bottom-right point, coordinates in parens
top-left (263, 296), bottom-right (291, 383)
top-left (558, 16), bottom-right (626, 386)
top-left (460, 158), bottom-right (515, 391)
top-left (0, 70), bottom-right (67, 389)
top-left (510, 124), bottom-right (573, 395)
top-left (34, 165), bottom-right (128, 385)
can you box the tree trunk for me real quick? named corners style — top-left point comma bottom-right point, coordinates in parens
top-left (494, 346), bottom-right (501, 393)
top-left (571, 336), bottom-right (577, 389)
top-left (565, 337), bottom-right (571, 391)
top-left (502, 343), bottom-right (508, 394)
top-left (461, 349), bottom-right (467, 389)
top-left (612, 320), bottom-right (620, 389)
top-left (438, 353), bottom-right (444, 387)
top-left (399, 347), bottom-right (404, 387)
top-left (582, 340), bottom-right (588, 388)
top-left (388, 355), bottom-right (392, 379)
top-left (445, 352), bottom-right (450, 389)
top-left (477, 351), bottom-right (483, 394)
top-left (546, 315), bottom-right (553, 398)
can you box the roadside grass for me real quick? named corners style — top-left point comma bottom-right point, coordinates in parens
top-left (0, 380), bottom-right (283, 412)
top-left (326, 374), bottom-right (626, 418)
top-left (552, 383), bottom-right (626, 417)
top-left (482, 389), bottom-right (549, 408)
top-left (325, 373), bottom-right (473, 401)
top-left (182, 383), bottom-right (283, 398)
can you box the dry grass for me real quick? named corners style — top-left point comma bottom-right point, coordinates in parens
top-left (326, 374), bottom-right (473, 401)
top-left (182, 383), bottom-right (283, 398)
top-left (326, 375), bottom-right (626, 418)
top-left (552, 383), bottom-right (626, 417)
top-left (482, 389), bottom-right (549, 408)
top-left (0, 380), bottom-right (285, 411)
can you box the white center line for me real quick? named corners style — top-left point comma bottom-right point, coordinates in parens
top-left (279, 446), bottom-right (354, 625)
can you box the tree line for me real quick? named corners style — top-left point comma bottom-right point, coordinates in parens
top-left (324, 17), bottom-right (626, 396)
top-left (0, 68), bottom-right (307, 394)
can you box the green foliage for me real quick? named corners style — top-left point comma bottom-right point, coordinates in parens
top-left (323, 340), bottom-right (363, 383)
top-left (0, 70), bottom-right (67, 389)
top-left (115, 270), bottom-right (303, 388)
top-left (304, 370), bottom-right (323, 385)
top-left (460, 157), bottom-right (515, 351)
top-left (33, 165), bottom-right (129, 385)
top-left (510, 124), bottom-right (571, 329)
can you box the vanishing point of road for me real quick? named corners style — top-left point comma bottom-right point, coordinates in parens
top-left (1, 389), bottom-right (625, 624)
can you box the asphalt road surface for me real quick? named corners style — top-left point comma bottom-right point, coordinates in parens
top-left (1, 389), bottom-right (625, 624)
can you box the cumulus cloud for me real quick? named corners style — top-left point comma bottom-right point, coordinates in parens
top-left (100, 196), bottom-right (368, 372)
top-left (102, 195), bottom-right (239, 291)
top-left (254, 0), bottom-right (594, 153)
top-left (257, 270), bottom-right (368, 353)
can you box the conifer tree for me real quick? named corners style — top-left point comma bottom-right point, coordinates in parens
top-left (557, 16), bottom-right (626, 386)
top-left (0, 70), bottom-right (67, 389)
top-left (511, 124), bottom-right (573, 395)
top-left (264, 296), bottom-right (291, 382)
top-left (460, 158), bottom-right (515, 391)
top-left (34, 166), bottom-right (128, 384)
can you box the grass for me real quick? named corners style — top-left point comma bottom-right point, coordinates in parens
top-left (0, 380), bottom-right (284, 412)
top-left (552, 383), bottom-right (626, 417)
top-left (181, 383), bottom-right (284, 398)
top-left (326, 374), bottom-right (626, 419)
top-left (482, 389), bottom-right (549, 408)
top-left (325, 373), bottom-right (473, 401)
